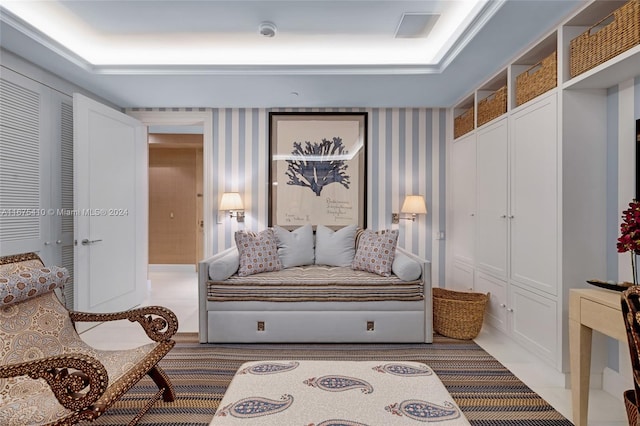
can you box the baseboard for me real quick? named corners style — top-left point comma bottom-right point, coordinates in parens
top-left (149, 264), bottom-right (196, 273)
top-left (603, 366), bottom-right (634, 402)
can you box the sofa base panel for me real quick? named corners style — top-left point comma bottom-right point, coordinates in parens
top-left (206, 310), bottom-right (427, 343)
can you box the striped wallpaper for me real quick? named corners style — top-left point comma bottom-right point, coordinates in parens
top-left (209, 107), bottom-right (446, 285)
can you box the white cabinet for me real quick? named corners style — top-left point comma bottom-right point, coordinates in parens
top-left (510, 93), bottom-right (558, 296)
top-left (0, 67), bottom-right (72, 267)
top-left (509, 284), bottom-right (558, 364)
top-left (449, 132), bottom-right (476, 267)
top-left (448, 0), bottom-right (631, 374)
top-left (471, 98), bottom-right (558, 361)
top-left (451, 261), bottom-right (474, 292)
top-left (474, 272), bottom-right (507, 332)
top-left (475, 117), bottom-right (508, 279)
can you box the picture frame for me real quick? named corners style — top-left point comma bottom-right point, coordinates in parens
top-left (269, 112), bottom-right (367, 230)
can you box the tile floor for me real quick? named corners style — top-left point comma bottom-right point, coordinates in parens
top-left (80, 270), bottom-right (628, 425)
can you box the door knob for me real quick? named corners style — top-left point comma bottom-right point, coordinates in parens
top-left (81, 239), bottom-right (103, 245)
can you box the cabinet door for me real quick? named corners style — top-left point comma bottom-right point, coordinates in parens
top-left (476, 118), bottom-right (508, 279)
top-left (0, 69), bottom-right (53, 262)
top-left (450, 260), bottom-right (474, 292)
top-left (449, 133), bottom-right (476, 266)
top-left (509, 284), bottom-right (558, 366)
top-left (475, 271), bottom-right (507, 332)
top-left (510, 93), bottom-right (558, 295)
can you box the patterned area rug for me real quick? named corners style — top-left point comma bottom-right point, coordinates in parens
top-left (85, 335), bottom-right (573, 426)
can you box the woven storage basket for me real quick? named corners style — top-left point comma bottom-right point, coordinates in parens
top-left (569, 0), bottom-right (640, 78)
top-left (453, 107), bottom-right (474, 139)
top-left (625, 390), bottom-right (639, 426)
top-left (477, 86), bottom-right (507, 126)
top-left (516, 51), bottom-right (557, 107)
top-left (433, 288), bottom-right (489, 340)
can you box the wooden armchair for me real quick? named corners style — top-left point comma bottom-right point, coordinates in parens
top-left (0, 253), bottom-right (179, 425)
top-left (621, 286), bottom-right (640, 426)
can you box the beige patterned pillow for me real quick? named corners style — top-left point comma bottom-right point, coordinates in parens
top-left (235, 229), bottom-right (282, 277)
top-left (0, 265), bottom-right (69, 307)
top-left (352, 229), bottom-right (399, 277)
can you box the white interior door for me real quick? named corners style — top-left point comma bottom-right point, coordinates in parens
top-left (73, 93), bottom-right (147, 312)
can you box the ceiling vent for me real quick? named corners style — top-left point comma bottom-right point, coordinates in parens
top-left (395, 13), bottom-right (440, 38)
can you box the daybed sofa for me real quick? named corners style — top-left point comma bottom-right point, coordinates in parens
top-left (198, 224), bottom-right (432, 343)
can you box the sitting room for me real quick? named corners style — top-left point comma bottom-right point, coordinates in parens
top-left (1, 0), bottom-right (639, 425)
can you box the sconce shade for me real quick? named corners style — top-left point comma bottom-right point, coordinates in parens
top-left (220, 192), bottom-right (244, 211)
top-left (401, 195), bottom-right (427, 215)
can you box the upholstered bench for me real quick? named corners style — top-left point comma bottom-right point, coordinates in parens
top-left (210, 360), bottom-right (469, 425)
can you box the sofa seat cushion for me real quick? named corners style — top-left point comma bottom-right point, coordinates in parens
top-left (207, 265), bottom-right (423, 303)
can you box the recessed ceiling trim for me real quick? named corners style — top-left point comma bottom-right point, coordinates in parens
top-left (437, 0), bottom-right (506, 71)
top-left (92, 63), bottom-right (442, 76)
top-left (0, 6), bottom-right (93, 73)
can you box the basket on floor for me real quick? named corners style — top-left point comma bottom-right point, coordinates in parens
top-left (433, 288), bottom-right (489, 340)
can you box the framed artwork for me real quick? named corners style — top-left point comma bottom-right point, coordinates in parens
top-left (269, 112), bottom-right (367, 230)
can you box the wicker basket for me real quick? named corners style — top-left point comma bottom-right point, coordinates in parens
top-left (433, 288), bottom-right (489, 340)
top-left (453, 107), bottom-right (474, 139)
top-left (516, 51), bottom-right (557, 107)
top-left (477, 86), bottom-right (507, 126)
top-left (625, 389), bottom-right (639, 426)
top-left (569, 0), bottom-right (640, 78)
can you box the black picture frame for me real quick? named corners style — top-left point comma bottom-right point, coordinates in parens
top-left (268, 112), bottom-right (368, 230)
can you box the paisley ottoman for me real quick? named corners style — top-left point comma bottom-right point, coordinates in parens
top-left (211, 360), bottom-right (469, 425)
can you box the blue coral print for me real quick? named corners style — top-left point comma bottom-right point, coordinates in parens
top-left (285, 137), bottom-right (350, 196)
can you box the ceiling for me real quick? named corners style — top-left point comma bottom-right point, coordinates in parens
top-left (0, 1), bottom-right (582, 108)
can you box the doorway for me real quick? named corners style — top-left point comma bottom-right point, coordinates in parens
top-left (148, 132), bottom-right (203, 266)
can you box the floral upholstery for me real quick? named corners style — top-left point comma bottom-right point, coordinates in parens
top-left (0, 253), bottom-right (178, 425)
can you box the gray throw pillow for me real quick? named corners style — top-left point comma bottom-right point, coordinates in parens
top-left (315, 224), bottom-right (358, 267)
top-left (392, 251), bottom-right (422, 281)
top-left (208, 249), bottom-right (240, 281)
top-left (274, 224), bottom-right (315, 268)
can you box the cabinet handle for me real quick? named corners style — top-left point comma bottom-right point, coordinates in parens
top-left (500, 215), bottom-right (507, 218)
top-left (44, 241), bottom-right (51, 246)
top-left (508, 215), bottom-right (515, 219)
top-left (507, 308), bottom-right (514, 312)
top-left (56, 240), bottom-right (62, 244)
top-left (470, 213), bottom-right (475, 217)
top-left (500, 303), bottom-right (506, 308)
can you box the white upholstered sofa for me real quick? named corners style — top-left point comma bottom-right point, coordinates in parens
top-left (198, 225), bottom-right (432, 344)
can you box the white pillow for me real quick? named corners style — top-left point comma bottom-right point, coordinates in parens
top-left (315, 224), bottom-right (358, 267)
top-left (274, 224), bottom-right (315, 268)
top-left (392, 251), bottom-right (422, 281)
top-left (208, 249), bottom-right (240, 281)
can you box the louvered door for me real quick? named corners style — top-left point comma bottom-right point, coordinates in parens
top-left (0, 69), bottom-right (50, 259)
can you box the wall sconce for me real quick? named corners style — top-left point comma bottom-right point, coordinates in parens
top-left (392, 195), bottom-right (427, 224)
top-left (219, 192), bottom-right (245, 222)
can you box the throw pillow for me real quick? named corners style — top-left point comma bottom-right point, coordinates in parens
top-left (392, 251), bottom-right (422, 281)
top-left (234, 229), bottom-right (282, 277)
top-left (208, 249), bottom-right (240, 281)
top-left (315, 224), bottom-right (358, 267)
top-left (274, 224), bottom-right (315, 268)
top-left (352, 229), bottom-right (399, 277)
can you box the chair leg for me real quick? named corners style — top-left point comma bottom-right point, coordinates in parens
top-left (148, 365), bottom-right (176, 402)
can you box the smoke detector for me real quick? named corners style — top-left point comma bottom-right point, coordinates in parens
top-left (258, 22), bottom-right (277, 38)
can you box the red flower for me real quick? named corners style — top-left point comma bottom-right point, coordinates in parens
top-left (617, 199), bottom-right (640, 254)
